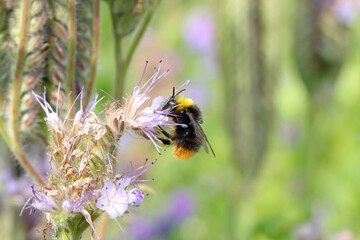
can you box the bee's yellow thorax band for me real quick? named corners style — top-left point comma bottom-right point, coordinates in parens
top-left (176, 97), bottom-right (194, 111)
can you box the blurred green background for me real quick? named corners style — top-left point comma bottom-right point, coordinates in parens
top-left (2, 0), bottom-right (360, 239)
top-left (94, 0), bottom-right (360, 239)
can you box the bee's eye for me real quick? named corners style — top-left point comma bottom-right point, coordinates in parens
top-left (169, 100), bottom-right (176, 105)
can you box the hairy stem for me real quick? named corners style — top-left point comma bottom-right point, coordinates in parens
top-left (67, 0), bottom-right (77, 119)
top-left (11, 0), bottom-right (45, 186)
top-left (0, 119), bottom-right (13, 149)
top-left (84, 0), bottom-right (101, 107)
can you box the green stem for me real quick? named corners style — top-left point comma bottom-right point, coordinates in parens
top-left (69, 227), bottom-right (80, 240)
top-left (247, 0), bottom-right (266, 181)
top-left (112, 15), bottom-right (124, 99)
top-left (57, 228), bottom-right (71, 240)
top-left (11, 0), bottom-right (45, 186)
top-left (113, 0), bottom-right (161, 99)
top-left (84, 0), bottom-right (101, 107)
top-left (67, 0), bottom-right (77, 119)
top-left (98, 215), bottom-right (109, 239)
top-left (0, 119), bottom-right (13, 148)
top-left (65, 211), bottom-right (101, 240)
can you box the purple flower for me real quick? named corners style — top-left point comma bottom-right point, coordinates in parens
top-left (118, 159), bottom-right (157, 186)
top-left (167, 189), bottom-right (195, 221)
top-left (129, 188), bottom-right (195, 240)
top-left (62, 193), bottom-right (95, 213)
top-left (333, 0), bottom-right (360, 26)
top-left (95, 159), bottom-right (155, 233)
top-left (33, 85), bottom-right (103, 133)
top-left (97, 159), bottom-right (155, 218)
top-left (136, 96), bottom-right (168, 128)
top-left (130, 219), bottom-right (158, 240)
top-left (74, 92), bottom-right (103, 125)
top-left (121, 62), bottom-right (177, 152)
top-left (0, 170), bottom-right (32, 197)
top-left (183, 9), bottom-right (216, 54)
top-left (129, 189), bottom-right (144, 206)
top-left (96, 182), bottom-right (130, 219)
top-left (32, 88), bottom-right (63, 131)
top-left (28, 186), bottom-right (59, 213)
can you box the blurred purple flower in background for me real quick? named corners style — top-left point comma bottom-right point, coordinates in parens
top-left (279, 122), bottom-right (301, 148)
top-left (293, 210), bottom-right (324, 240)
top-left (129, 188), bottom-right (195, 240)
top-left (0, 145), bottom-right (49, 204)
top-left (0, 151), bottom-right (48, 240)
top-left (186, 82), bottom-right (210, 109)
top-left (333, 0), bottom-right (360, 26)
top-left (182, 9), bottom-right (216, 54)
top-left (167, 189), bottom-right (195, 221)
top-left (0, 169), bottom-right (32, 198)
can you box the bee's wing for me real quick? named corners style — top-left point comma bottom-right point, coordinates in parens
top-left (185, 109), bottom-right (216, 157)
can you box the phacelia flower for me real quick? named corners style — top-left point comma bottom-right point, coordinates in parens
top-left (30, 186), bottom-right (59, 213)
top-left (129, 189), bottom-right (145, 206)
top-left (32, 86), bottom-right (63, 132)
top-left (23, 62), bottom-right (180, 238)
top-left (96, 178), bottom-right (146, 220)
top-left (96, 181), bottom-right (130, 219)
top-left (106, 61), bottom-right (181, 153)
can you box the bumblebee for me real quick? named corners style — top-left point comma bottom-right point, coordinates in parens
top-left (159, 87), bottom-right (215, 160)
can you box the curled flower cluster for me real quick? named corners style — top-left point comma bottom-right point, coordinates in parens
top-left (22, 63), bottom-right (182, 238)
top-left (106, 61), bottom-right (178, 152)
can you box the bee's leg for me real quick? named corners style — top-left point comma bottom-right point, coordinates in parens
top-left (159, 126), bottom-right (172, 138)
top-left (158, 138), bottom-right (171, 145)
top-left (158, 127), bottom-right (172, 145)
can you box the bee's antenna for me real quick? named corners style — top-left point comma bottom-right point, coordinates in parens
top-left (175, 80), bottom-right (191, 93)
top-left (175, 89), bottom-right (186, 97)
top-left (172, 87), bottom-right (175, 97)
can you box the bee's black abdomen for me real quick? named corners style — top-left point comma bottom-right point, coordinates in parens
top-left (172, 106), bottom-right (202, 152)
top-left (172, 126), bottom-right (201, 151)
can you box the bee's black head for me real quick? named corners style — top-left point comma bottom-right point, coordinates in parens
top-left (161, 87), bottom-right (186, 110)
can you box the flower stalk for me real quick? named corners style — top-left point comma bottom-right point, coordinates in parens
top-left (10, 0), bottom-right (45, 186)
top-left (67, 0), bottom-right (77, 120)
top-left (112, 0), bottom-right (161, 99)
top-left (85, 0), bottom-right (101, 107)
